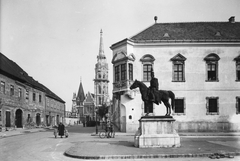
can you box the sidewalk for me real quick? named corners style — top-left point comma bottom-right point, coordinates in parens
top-left (65, 132), bottom-right (240, 160)
top-left (0, 127), bottom-right (48, 138)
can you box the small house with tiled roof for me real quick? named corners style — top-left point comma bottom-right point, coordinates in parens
top-left (76, 80), bottom-right (85, 123)
top-left (83, 92), bottom-right (95, 123)
top-left (110, 16), bottom-right (240, 133)
top-left (0, 53), bottom-right (65, 129)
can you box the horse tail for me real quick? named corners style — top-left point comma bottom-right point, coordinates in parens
top-left (168, 91), bottom-right (175, 110)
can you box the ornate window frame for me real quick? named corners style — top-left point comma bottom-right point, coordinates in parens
top-left (206, 97), bottom-right (219, 115)
top-left (170, 53), bottom-right (186, 82)
top-left (112, 51), bottom-right (135, 91)
top-left (0, 81), bottom-right (5, 94)
top-left (234, 55), bottom-right (240, 81)
top-left (173, 97), bottom-right (186, 115)
top-left (204, 53), bottom-right (220, 82)
top-left (236, 97), bottom-right (240, 114)
top-left (140, 54), bottom-right (155, 82)
top-left (10, 84), bottom-right (14, 96)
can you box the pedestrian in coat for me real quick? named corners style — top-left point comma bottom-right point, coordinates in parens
top-left (58, 122), bottom-right (65, 138)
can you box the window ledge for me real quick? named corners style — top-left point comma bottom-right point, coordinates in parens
top-left (173, 113), bottom-right (185, 116)
top-left (205, 80), bottom-right (219, 82)
top-left (172, 81), bottom-right (185, 82)
top-left (206, 112), bottom-right (219, 115)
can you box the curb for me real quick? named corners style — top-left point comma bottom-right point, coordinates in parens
top-left (64, 152), bottom-right (240, 160)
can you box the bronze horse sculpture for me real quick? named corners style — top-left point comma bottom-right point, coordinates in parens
top-left (130, 79), bottom-right (175, 116)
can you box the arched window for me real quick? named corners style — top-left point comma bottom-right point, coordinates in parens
top-left (204, 53), bottom-right (220, 81)
top-left (140, 54), bottom-right (155, 81)
top-left (170, 53), bottom-right (186, 82)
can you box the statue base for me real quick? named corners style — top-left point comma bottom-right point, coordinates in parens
top-left (134, 116), bottom-right (180, 148)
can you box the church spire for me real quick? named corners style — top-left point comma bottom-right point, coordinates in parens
top-left (76, 79), bottom-right (85, 106)
top-left (98, 29), bottom-right (105, 59)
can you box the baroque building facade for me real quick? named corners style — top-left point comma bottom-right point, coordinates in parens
top-left (110, 16), bottom-right (240, 133)
top-left (0, 53), bottom-right (65, 130)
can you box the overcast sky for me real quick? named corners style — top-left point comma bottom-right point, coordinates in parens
top-left (1, 0), bottom-right (240, 111)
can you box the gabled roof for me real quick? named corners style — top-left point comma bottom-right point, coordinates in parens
top-left (0, 53), bottom-right (65, 103)
top-left (76, 81), bottom-right (85, 105)
top-left (84, 92), bottom-right (95, 105)
top-left (130, 22), bottom-right (240, 42)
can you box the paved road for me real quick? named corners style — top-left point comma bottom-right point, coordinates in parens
top-left (0, 125), bottom-right (240, 161)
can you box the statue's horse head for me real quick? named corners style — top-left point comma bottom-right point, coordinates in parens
top-left (130, 79), bottom-right (140, 90)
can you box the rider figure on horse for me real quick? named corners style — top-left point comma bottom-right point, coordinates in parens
top-left (149, 69), bottom-right (161, 105)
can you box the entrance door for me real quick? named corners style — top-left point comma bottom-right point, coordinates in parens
top-left (6, 111), bottom-right (11, 127)
top-left (56, 115), bottom-right (59, 125)
top-left (15, 109), bottom-right (23, 128)
top-left (36, 113), bottom-right (41, 126)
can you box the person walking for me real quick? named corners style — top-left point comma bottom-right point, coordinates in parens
top-left (58, 122), bottom-right (65, 138)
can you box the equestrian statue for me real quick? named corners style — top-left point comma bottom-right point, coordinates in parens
top-left (130, 70), bottom-right (175, 116)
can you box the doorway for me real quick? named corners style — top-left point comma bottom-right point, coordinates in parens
top-left (15, 109), bottom-right (23, 128)
top-left (36, 113), bottom-right (41, 126)
top-left (6, 111), bottom-right (11, 127)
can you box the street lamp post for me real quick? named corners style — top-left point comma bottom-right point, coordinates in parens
top-left (95, 106), bottom-right (98, 134)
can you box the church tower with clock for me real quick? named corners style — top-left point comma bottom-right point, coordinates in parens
top-left (94, 29), bottom-right (109, 108)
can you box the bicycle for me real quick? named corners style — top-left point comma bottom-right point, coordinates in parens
top-left (99, 128), bottom-right (115, 138)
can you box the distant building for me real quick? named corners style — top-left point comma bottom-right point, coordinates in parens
top-left (76, 80), bottom-right (85, 123)
top-left (110, 16), bottom-right (240, 132)
top-left (0, 53), bottom-right (65, 129)
top-left (83, 92), bottom-right (95, 122)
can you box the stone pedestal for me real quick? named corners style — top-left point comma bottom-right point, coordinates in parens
top-left (134, 116), bottom-right (180, 148)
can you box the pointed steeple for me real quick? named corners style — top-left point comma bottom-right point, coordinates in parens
top-left (76, 79), bottom-right (85, 106)
top-left (98, 29), bottom-right (105, 59)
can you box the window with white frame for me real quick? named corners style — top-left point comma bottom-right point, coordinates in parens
top-left (140, 54), bottom-right (155, 82)
top-left (10, 85), bottom-right (14, 96)
top-left (236, 97), bottom-right (240, 114)
top-left (18, 88), bottom-right (22, 98)
top-left (121, 63), bottom-right (126, 80)
top-left (171, 54), bottom-right (186, 82)
top-left (0, 81), bottom-right (5, 93)
top-left (234, 55), bottom-right (240, 81)
top-left (174, 98), bottom-right (185, 115)
top-left (129, 63), bottom-right (133, 81)
top-left (114, 65), bottom-right (120, 82)
top-left (39, 94), bottom-right (42, 103)
top-left (26, 89), bottom-right (29, 101)
top-left (33, 92), bottom-right (36, 101)
top-left (143, 64), bottom-right (152, 81)
top-left (204, 53), bottom-right (220, 82)
top-left (206, 97), bottom-right (219, 115)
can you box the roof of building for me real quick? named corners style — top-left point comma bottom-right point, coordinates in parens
top-left (76, 81), bottom-right (85, 105)
top-left (111, 18), bottom-right (240, 48)
top-left (84, 92), bottom-right (95, 105)
top-left (0, 53), bottom-right (65, 103)
top-left (130, 21), bottom-right (240, 42)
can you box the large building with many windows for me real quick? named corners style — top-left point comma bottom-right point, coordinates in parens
top-left (0, 53), bottom-right (65, 130)
top-left (110, 16), bottom-right (240, 133)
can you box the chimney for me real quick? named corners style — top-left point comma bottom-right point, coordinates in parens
top-left (228, 16), bottom-right (235, 23)
top-left (154, 16), bottom-right (158, 23)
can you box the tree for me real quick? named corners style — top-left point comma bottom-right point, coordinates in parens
top-left (97, 104), bottom-right (109, 119)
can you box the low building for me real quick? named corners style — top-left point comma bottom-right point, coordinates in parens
top-left (110, 16), bottom-right (240, 133)
top-left (0, 53), bottom-right (65, 130)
